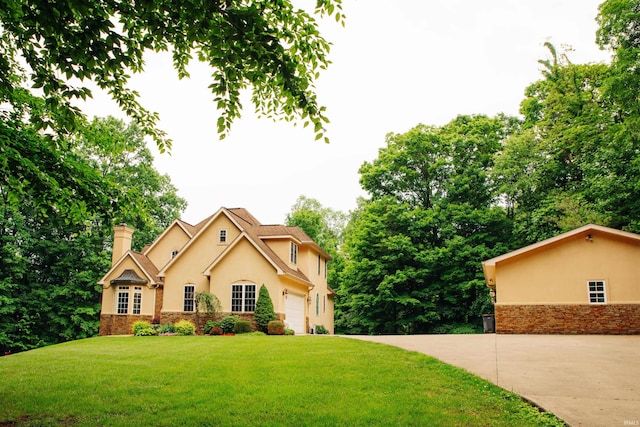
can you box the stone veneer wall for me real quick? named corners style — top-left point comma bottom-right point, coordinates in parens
top-left (99, 314), bottom-right (153, 335)
top-left (99, 311), bottom-right (286, 335)
top-left (495, 304), bottom-right (640, 334)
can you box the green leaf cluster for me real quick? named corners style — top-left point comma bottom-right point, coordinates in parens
top-left (336, 2), bottom-right (640, 335)
top-left (0, 115), bottom-right (186, 354)
top-left (0, 0), bottom-right (344, 149)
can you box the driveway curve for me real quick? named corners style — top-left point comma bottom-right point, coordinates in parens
top-left (346, 334), bottom-right (639, 427)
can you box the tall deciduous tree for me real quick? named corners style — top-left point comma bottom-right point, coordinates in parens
top-left (0, 117), bottom-right (186, 354)
top-left (338, 115), bottom-right (516, 334)
top-left (0, 0), bottom-right (344, 149)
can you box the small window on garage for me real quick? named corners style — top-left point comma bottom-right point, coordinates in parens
top-left (588, 280), bottom-right (606, 304)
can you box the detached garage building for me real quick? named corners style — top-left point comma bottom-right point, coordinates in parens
top-left (482, 224), bottom-right (640, 334)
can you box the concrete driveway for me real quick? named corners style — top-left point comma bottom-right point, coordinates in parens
top-left (347, 334), bottom-right (640, 427)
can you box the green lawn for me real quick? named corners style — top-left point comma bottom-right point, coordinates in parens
top-left (0, 335), bottom-right (563, 426)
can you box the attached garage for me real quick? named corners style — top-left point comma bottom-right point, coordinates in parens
top-left (284, 293), bottom-right (306, 334)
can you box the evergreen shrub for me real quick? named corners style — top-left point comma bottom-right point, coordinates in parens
top-left (315, 325), bottom-right (329, 335)
top-left (234, 320), bottom-right (252, 334)
top-left (254, 284), bottom-right (276, 332)
top-left (220, 316), bottom-right (238, 334)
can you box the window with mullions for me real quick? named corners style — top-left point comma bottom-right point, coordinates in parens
top-left (132, 286), bottom-right (142, 314)
top-left (117, 286), bottom-right (129, 314)
top-left (219, 229), bottom-right (227, 243)
top-left (290, 242), bottom-right (298, 264)
top-left (184, 285), bottom-right (195, 311)
top-left (588, 280), bottom-right (606, 304)
top-left (231, 284), bottom-right (256, 312)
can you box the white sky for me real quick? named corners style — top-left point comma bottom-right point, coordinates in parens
top-left (82, 0), bottom-right (610, 226)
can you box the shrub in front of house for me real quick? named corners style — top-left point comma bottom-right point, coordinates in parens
top-left (315, 325), bottom-right (329, 335)
top-left (254, 284), bottom-right (276, 332)
top-left (174, 319), bottom-right (196, 336)
top-left (210, 326), bottom-right (223, 335)
top-left (284, 328), bottom-right (295, 335)
top-left (267, 320), bottom-right (285, 335)
top-left (132, 320), bottom-right (157, 336)
top-left (233, 320), bottom-right (252, 334)
top-left (220, 315), bottom-right (238, 334)
top-left (158, 324), bottom-right (176, 335)
top-left (203, 320), bottom-right (219, 335)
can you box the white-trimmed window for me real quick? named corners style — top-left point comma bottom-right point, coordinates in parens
top-left (588, 280), bottom-right (606, 304)
top-left (324, 259), bottom-right (327, 278)
top-left (132, 286), bottom-right (142, 314)
top-left (219, 229), bottom-right (227, 243)
top-left (117, 286), bottom-right (130, 314)
top-left (231, 283), bottom-right (256, 312)
top-left (318, 254), bottom-right (321, 275)
top-left (315, 293), bottom-right (319, 316)
top-left (290, 242), bottom-right (298, 264)
top-left (323, 295), bottom-right (326, 313)
top-left (184, 285), bottom-right (195, 311)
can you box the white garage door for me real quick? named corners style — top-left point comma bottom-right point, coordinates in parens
top-left (285, 294), bottom-right (305, 334)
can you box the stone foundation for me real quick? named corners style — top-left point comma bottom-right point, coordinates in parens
top-left (495, 304), bottom-right (640, 334)
top-left (99, 314), bottom-right (153, 335)
top-left (99, 311), bottom-right (286, 335)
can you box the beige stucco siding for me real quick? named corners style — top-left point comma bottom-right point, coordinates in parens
top-left (100, 257), bottom-right (155, 316)
top-left (265, 239), bottom-right (294, 269)
top-left (161, 216), bottom-right (239, 312)
top-left (496, 233), bottom-right (640, 304)
top-left (145, 224), bottom-right (191, 270)
top-left (208, 237), bottom-right (284, 313)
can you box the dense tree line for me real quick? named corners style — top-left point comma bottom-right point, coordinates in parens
top-left (287, 1), bottom-right (640, 334)
top-left (0, 116), bottom-right (186, 354)
top-left (1, 1), bottom-right (341, 352)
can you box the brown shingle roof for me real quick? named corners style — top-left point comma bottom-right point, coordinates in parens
top-left (131, 251), bottom-right (161, 284)
top-left (241, 226), bottom-right (311, 284)
top-left (227, 207), bottom-right (261, 227)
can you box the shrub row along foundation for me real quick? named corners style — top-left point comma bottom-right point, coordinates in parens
top-left (99, 312), bottom-right (286, 335)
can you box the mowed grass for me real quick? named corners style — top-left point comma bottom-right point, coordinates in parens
top-left (0, 335), bottom-right (563, 426)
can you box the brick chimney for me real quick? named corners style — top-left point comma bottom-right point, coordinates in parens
top-left (112, 224), bottom-right (134, 265)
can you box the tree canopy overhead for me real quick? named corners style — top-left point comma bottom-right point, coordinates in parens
top-left (0, 0), bottom-right (345, 149)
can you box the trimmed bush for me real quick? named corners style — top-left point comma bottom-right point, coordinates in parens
top-left (284, 328), bottom-right (295, 335)
top-left (267, 320), bottom-right (285, 335)
top-left (315, 325), bottom-right (329, 335)
top-left (158, 323), bottom-right (176, 334)
top-left (136, 327), bottom-right (158, 336)
top-left (254, 284), bottom-right (276, 332)
top-left (203, 320), bottom-right (219, 335)
top-left (132, 320), bottom-right (156, 336)
top-left (174, 319), bottom-right (196, 336)
top-left (210, 326), bottom-right (223, 335)
top-left (220, 316), bottom-right (238, 334)
top-left (234, 320), bottom-right (252, 334)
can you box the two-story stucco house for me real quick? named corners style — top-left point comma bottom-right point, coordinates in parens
top-left (99, 207), bottom-right (335, 335)
top-left (483, 224), bottom-right (640, 334)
